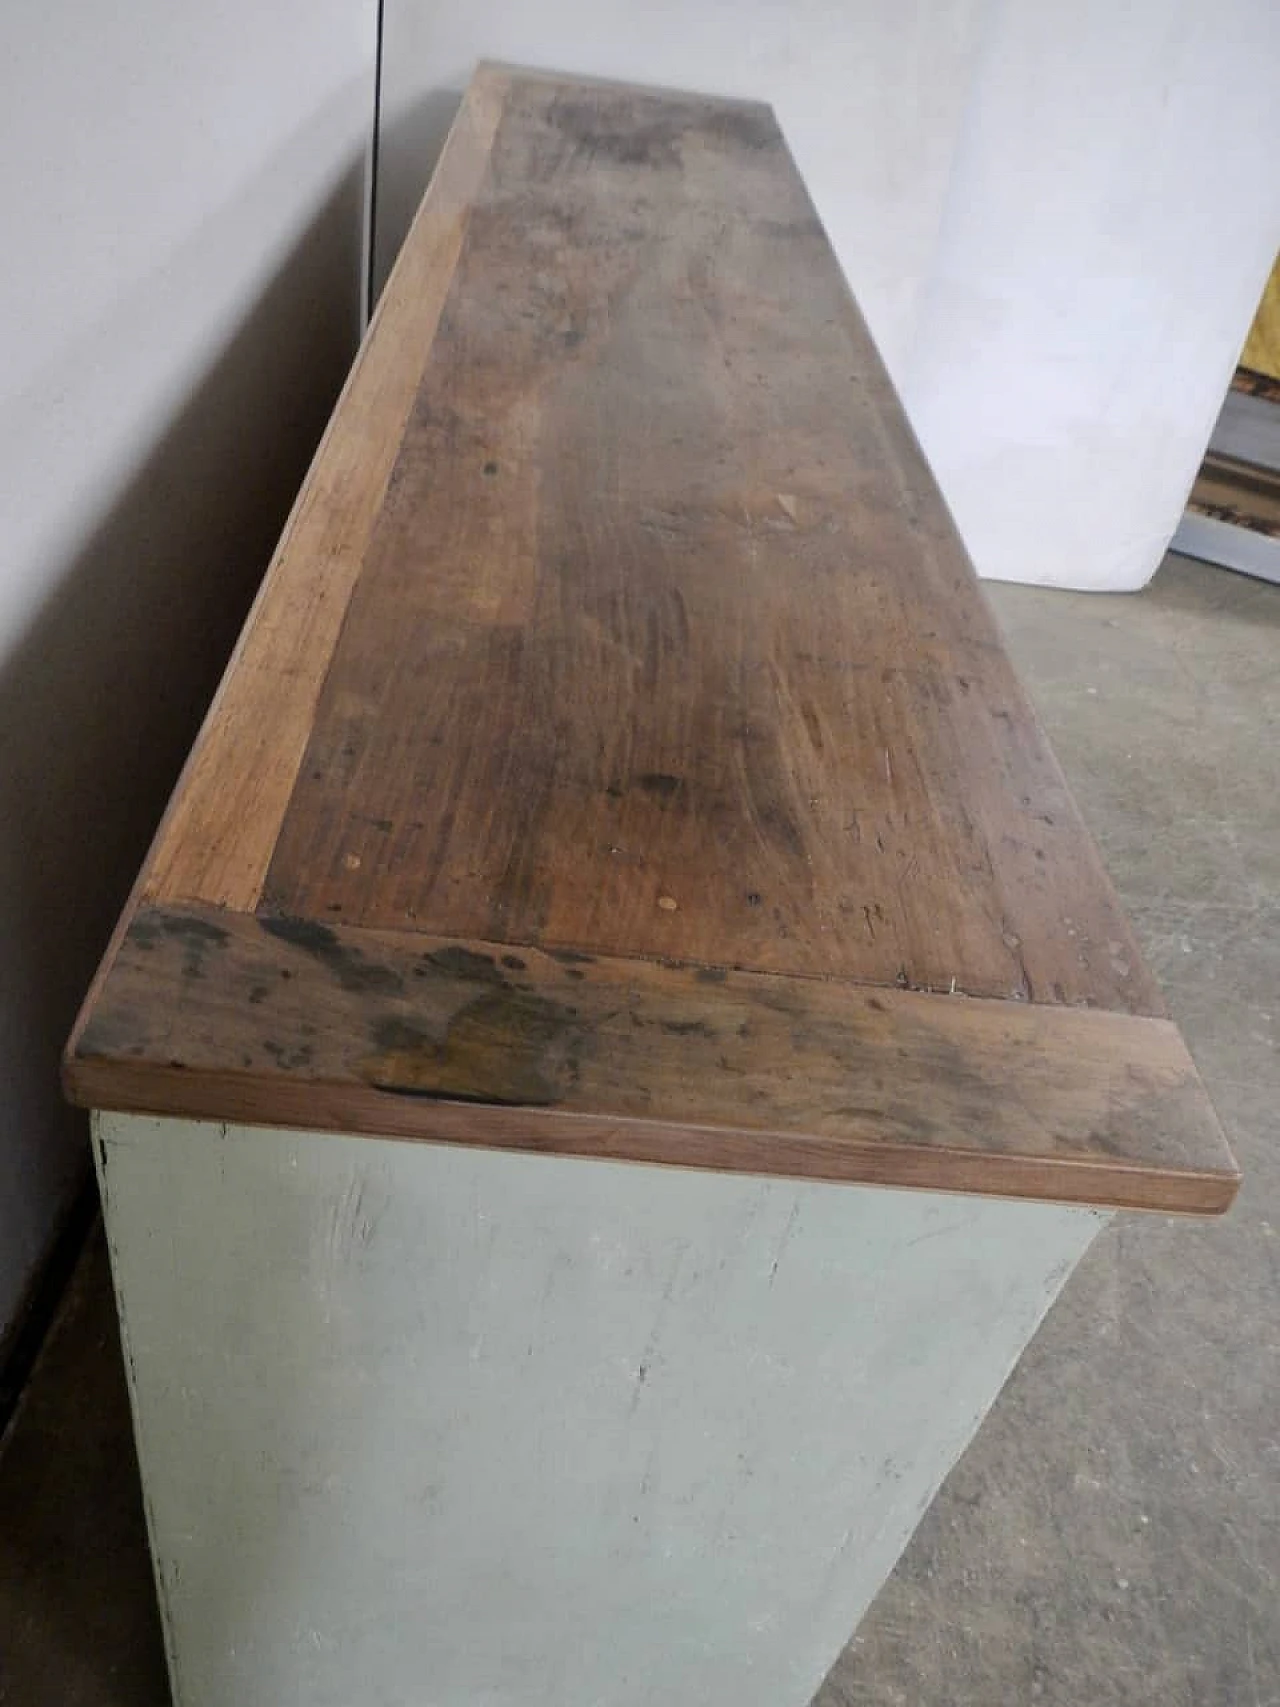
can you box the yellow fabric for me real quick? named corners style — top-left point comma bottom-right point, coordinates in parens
top-left (1242, 254), bottom-right (1280, 382)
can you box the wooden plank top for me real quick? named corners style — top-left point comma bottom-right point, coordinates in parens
top-left (65, 65), bottom-right (1238, 1214)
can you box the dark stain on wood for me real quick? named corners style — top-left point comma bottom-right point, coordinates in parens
top-left (637, 773), bottom-right (684, 801)
top-left (259, 913), bottom-right (404, 996)
top-left (160, 914), bottom-right (229, 949)
top-left (149, 911), bottom-right (232, 980)
top-left (658, 1018), bottom-right (717, 1039)
top-left (422, 944), bottom-right (505, 985)
top-left (65, 901), bottom-right (1239, 1214)
top-left (544, 98), bottom-right (688, 168)
top-left (363, 985), bottom-right (577, 1106)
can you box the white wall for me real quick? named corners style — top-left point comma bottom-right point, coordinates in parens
top-left (905, 0), bottom-right (1280, 592)
top-left (0, 4), bottom-right (376, 1344)
top-left (374, 0), bottom-right (1280, 591)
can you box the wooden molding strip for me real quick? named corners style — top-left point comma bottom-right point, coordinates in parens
top-left (141, 68), bottom-right (510, 912)
top-left (65, 904), bottom-right (1238, 1216)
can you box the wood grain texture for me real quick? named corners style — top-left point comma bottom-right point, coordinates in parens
top-left (68, 905), bottom-right (1235, 1215)
top-left (63, 66), bottom-right (1237, 1213)
top-left (141, 68), bottom-right (510, 911)
top-left (261, 72), bottom-right (1160, 1013)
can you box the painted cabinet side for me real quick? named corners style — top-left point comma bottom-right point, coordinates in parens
top-left (96, 1111), bottom-right (1105, 1707)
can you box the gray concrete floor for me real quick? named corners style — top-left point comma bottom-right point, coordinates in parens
top-left (1, 553), bottom-right (1276, 1706)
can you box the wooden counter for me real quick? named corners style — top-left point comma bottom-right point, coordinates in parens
top-left (65, 64), bottom-right (1236, 1707)
top-left (65, 66), bottom-right (1233, 1216)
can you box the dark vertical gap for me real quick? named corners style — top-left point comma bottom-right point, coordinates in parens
top-left (364, 0), bottom-right (388, 325)
top-left (0, 1182), bottom-right (97, 1443)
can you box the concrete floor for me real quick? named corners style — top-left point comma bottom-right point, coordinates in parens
top-left (1, 552), bottom-right (1276, 1706)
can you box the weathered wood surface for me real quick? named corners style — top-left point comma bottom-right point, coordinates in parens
top-left (65, 65), bottom-right (1237, 1213)
top-left (73, 903), bottom-right (1232, 1212)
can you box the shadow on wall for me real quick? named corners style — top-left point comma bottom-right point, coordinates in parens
top-left (0, 153), bottom-right (365, 1347)
top-left (372, 89), bottom-right (463, 302)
